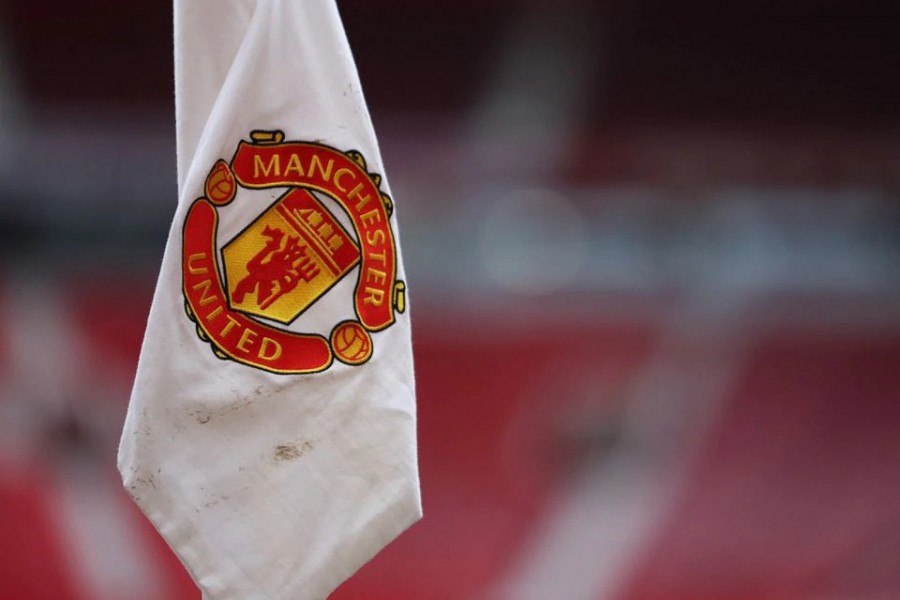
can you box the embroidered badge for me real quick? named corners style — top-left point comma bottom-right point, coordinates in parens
top-left (182, 130), bottom-right (405, 374)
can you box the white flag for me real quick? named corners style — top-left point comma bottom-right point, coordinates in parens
top-left (117, 1), bottom-right (421, 598)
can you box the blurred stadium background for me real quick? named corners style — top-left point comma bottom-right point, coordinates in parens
top-left (1, 1), bottom-right (900, 598)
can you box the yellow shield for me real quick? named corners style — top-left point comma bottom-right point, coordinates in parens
top-left (222, 189), bottom-right (360, 324)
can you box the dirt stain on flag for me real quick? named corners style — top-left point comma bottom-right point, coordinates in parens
top-left (273, 441), bottom-right (314, 463)
top-left (190, 392), bottom-right (261, 425)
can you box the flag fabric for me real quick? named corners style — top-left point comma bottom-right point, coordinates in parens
top-left (117, 1), bottom-right (421, 598)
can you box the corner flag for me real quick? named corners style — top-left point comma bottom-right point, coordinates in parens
top-left (118, 1), bottom-right (421, 597)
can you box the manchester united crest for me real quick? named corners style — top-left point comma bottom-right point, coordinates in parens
top-left (182, 130), bottom-right (405, 374)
